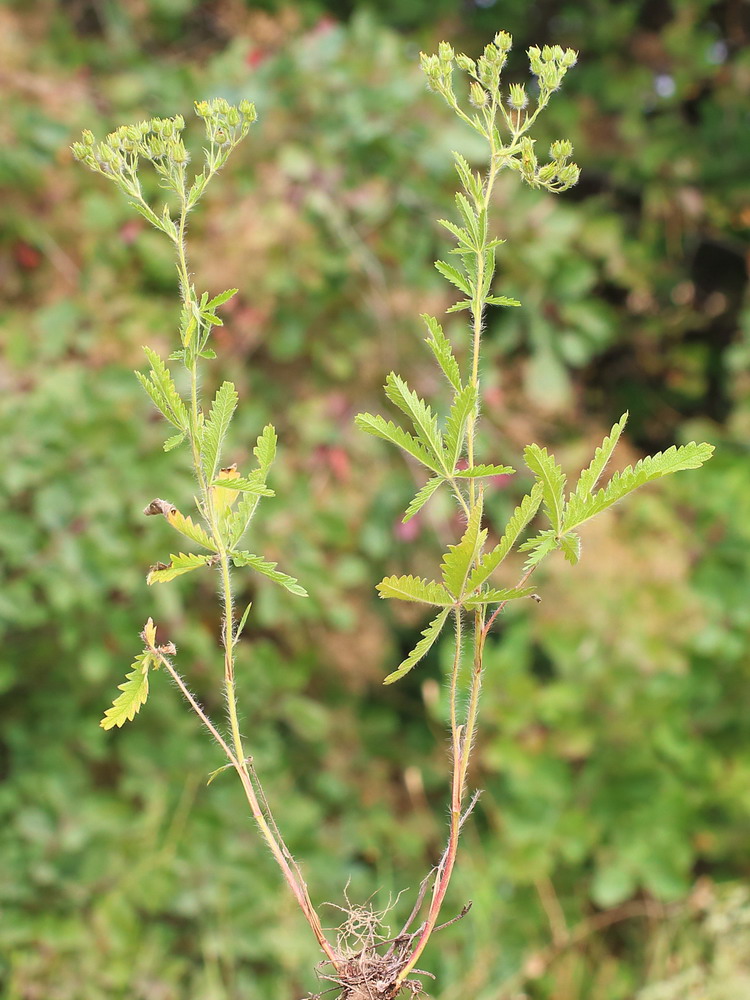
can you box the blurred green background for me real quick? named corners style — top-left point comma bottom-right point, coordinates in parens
top-left (1, 1), bottom-right (749, 998)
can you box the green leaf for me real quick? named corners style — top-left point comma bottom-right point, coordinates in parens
top-left (198, 348), bottom-right (217, 359)
top-left (455, 192), bottom-right (481, 244)
top-left (209, 475), bottom-right (274, 497)
top-left (142, 347), bottom-right (189, 429)
top-left (519, 529), bottom-right (560, 568)
top-left (444, 384), bottom-right (478, 469)
top-left (445, 300), bottom-right (472, 313)
top-left (524, 444), bottom-right (566, 535)
top-left (466, 484), bottom-right (543, 592)
top-left (147, 552), bottom-right (213, 585)
top-left (207, 763), bottom-right (233, 786)
top-left (231, 552), bottom-right (308, 597)
top-left (376, 575), bottom-right (454, 606)
top-left (560, 532), bottom-right (581, 565)
top-left (100, 652), bottom-right (151, 730)
top-left (384, 373), bottom-right (446, 467)
top-left (383, 608), bottom-right (451, 685)
top-left (438, 218), bottom-right (476, 251)
top-left (453, 151), bottom-right (483, 203)
top-left (563, 441), bottom-right (714, 533)
top-left (455, 464), bottom-right (515, 478)
top-left (163, 431), bottom-right (186, 452)
top-left (227, 493), bottom-right (261, 549)
top-left (165, 508), bottom-right (217, 551)
top-left (206, 288), bottom-right (238, 309)
top-left (435, 259), bottom-right (472, 296)
top-left (573, 412), bottom-right (629, 501)
top-left (403, 476), bottom-right (442, 523)
top-left (422, 314), bottom-right (462, 391)
top-left (235, 602), bottom-right (253, 642)
top-left (486, 295), bottom-right (521, 307)
top-left (441, 498), bottom-right (487, 599)
top-left (463, 586), bottom-right (536, 607)
top-left (201, 381), bottom-right (238, 481)
top-left (355, 413), bottom-right (443, 474)
top-left (253, 424), bottom-right (277, 473)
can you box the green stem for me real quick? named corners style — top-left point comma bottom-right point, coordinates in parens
top-left (168, 196), bottom-right (339, 969)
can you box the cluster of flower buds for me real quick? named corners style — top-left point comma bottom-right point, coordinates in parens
top-left (527, 44), bottom-right (578, 97)
top-left (510, 136), bottom-right (580, 193)
top-left (193, 97), bottom-right (257, 148)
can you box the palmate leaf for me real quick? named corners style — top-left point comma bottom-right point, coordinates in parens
top-left (444, 384), bottom-right (478, 469)
top-left (355, 413), bottom-right (442, 474)
top-left (384, 373), bottom-right (446, 467)
top-left (253, 424), bottom-right (277, 473)
top-left (201, 381), bottom-right (238, 481)
top-left (377, 575), bottom-right (454, 606)
top-left (147, 552), bottom-right (214, 585)
top-left (574, 412), bottom-right (629, 501)
top-left (466, 484), bottom-right (543, 592)
top-left (524, 444), bottom-right (566, 535)
top-left (441, 498), bottom-right (486, 599)
top-left (403, 476), bottom-right (442, 523)
top-left (563, 441), bottom-right (714, 532)
top-left (422, 314), bottom-right (462, 391)
top-left (100, 652), bottom-right (151, 730)
top-left (231, 551), bottom-right (307, 597)
top-left (383, 608), bottom-right (452, 685)
top-left (455, 464), bottom-right (515, 478)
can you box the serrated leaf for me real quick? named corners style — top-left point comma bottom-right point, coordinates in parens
top-left (142, 347), bottom-right (189, 429)
top-left (524, 444), bottom-right (567, 535)
top-left (163, 431), bottom-right (186, 452)
top-left (198, 348), bottom-right (217, 359)
top-left (422, 314), bottom-right (462, 392)
top-left (355, 413), bottom-right (443, 474)
top-left (441, 498), bottom-right (486, 598)
top-left (486, 295), bottom-right (521, 307)
top-left (383, 608), bottom-right (451, 685)
top-left (463, 586), bottom-right (536, 607)
top-left (435, 259), bottom-right (471, 296)
top-left (227, 493), bottom-right (261, 549)
top-left (560, 532), bottom-right (581, 565)
top-left (520, 529), bottom-right (560, 569)
top-left (466, 484), bottom-right (543, 592)
top-left (254, 425), bottom-right (277, 473)
top-left (147, 552), bottom-right (213, 585)
top-left (202, 312), bottom-right (223, 327)
top-left (574, 412), bottom-right (629, 501)
top-left (100, 652), bottom-right (151, 730)
top-left (455, 192), bottom-right (480, 243)
top-left (438, 218), bottom-right (476, 251)
top-left (231, 551), bottom-right (308, 597)
top-left (206, 288), bottom-right (238, 309)
top-left (165, 508), bottom-right (216, 551)
top-left (444, 384), bottom-right (478, 469)
top-left (454, 464), bottom-right (515, 478)
top-left (445, 300), bottom-right (472, 313)
top-left (403, 477), bottom-right (442, 523)
top-left (384, 373), bottom-right (446, 467)
top-left (201, 381), bottom-right (238, 481)
top-left (209, 476), bottom-right (274, 497)
top-left (376, 575), bottom-right (454, 606)
top-left (563, 441), bottom-right (714, 532)
top-left (453, 151), bottom-right (483, 203)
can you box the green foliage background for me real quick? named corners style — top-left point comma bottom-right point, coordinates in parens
top-left (1, 1), bottom-right (749, 998)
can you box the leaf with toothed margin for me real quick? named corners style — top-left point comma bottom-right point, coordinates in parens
top-left (383, 608), bottom-right (451, 685)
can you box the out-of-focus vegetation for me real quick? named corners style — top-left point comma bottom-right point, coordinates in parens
top-left (1, 1), bottom-right (748, 998)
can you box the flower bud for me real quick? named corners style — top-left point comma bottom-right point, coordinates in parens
top-left (469, 82), bottom-right (489, 107)
top-left (438, 41), bottom-right (454, 64)
top-left (239, 99), bottom-right (257, 121)
top-left (494, 31), bottom-right (512, 52)
top-left (82, 129), bottom-right (95, 147)
top-left (561, 48), bottom-right (578, 68)
top-left (507, 83), bottom-right (528, 110)
top-left (550, 139), bottom-right (573, 160)
top-left (455, 53), bottom-right (476, 73)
